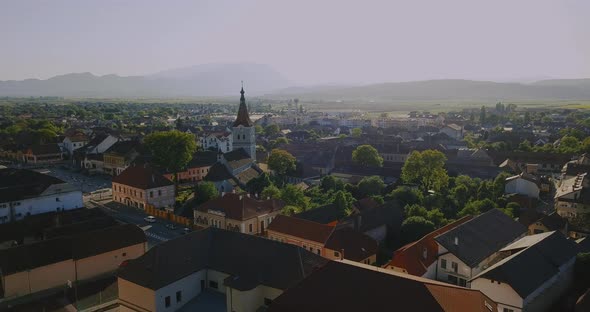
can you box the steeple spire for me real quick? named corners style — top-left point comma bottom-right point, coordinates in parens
top-left (233, 82), bottom-right (252, 127)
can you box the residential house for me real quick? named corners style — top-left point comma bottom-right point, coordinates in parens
top-left (384, 216), bottom-right (473, 278)
top-left (267, 215), bottom-right (378, 264)
top-left (112, 165), bottom-right (175, 209)
top-left (204, 149), bottom-right (261, 194)
top-left (162, 151), bottom-right (217, 183)
top-left (103, 140), bottom-right (143, 176)
top-left (0, 168), bottom-right (83, 223)
top-left (73, 133), bottom-right (120, 168)
top-left (561, 153), bottom-right (590, 179)
top-left (489, 151), bottom-right (573, 174)
top-left (527, 212), bottom-right (568, 236)
top-left (0, 224), bottom-right (146, 299)
top-left (505, 172), bottom-right (540, 199)
top-left (440, 123), bottom-right (463, 140)
top-left (434, 209), bottom-right (527, 287)
top-left (555, 173), bottom-right (590, 219)
top-left (193, 193), bottom-right (284, 234)
top-left (116, 227), bottom-right (328, 312)
top-left (470, 231), bottom-right (578, 312)
top-left (22, 144), bottom-right (62, 164)
top-left (268, 260), bottom-right (497, 312)
top-left (200, 131), bottom-right (233, 152)
top-left (62, 133), bottom-right (88, 157)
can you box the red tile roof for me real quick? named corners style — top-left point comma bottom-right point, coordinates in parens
top-left (267, 215), bottom-right (335, 244)
top-left (385, 216), bottom-right (473, 276)
top-left (195, 193), bottom-right (284, 221)
top-left (112, 165), bottom-right (173, 190)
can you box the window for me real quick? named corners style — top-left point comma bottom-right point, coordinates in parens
top-left (165, 296), bottom-right (171, 308)
top-left (264, 298), bottom-right (273, 306)
top-left (158, 190), bottom-right (162, 196)
top-left (56, 197), bottom-right (60, 202)
top-left (451, 261), bottom-right (458, 273)
top-left (503, 309), bottom-right (514, 312)
top-left (441, 259), bottom-right (447, 269)
top-left (316, 249), bottom-right (321, 255)
top-left (122, 252), bottom-right (127, 257)
top-left (150, 191), bottom-right (154, 198)
top-left (334, 251), bottom-right (340, 257)
top-left (176, 291), bottom-right (182, 303)
top-left (209, 281), bottom-right (218, 289)
top-left (458, 278), bottom-right (467, 287)
top-left (249, 224), bottom-right (253, 233)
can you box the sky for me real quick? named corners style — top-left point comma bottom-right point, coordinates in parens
top-left (1, 0), bottom-right (589, 84)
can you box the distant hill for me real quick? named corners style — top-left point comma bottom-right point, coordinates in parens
top-left (273, 79), bottom-right (590, 102)
top-left (0, 63), bottom-right (290, 97)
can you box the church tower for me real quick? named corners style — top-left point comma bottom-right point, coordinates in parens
top-left (232, 84), bottom-right (256, 160)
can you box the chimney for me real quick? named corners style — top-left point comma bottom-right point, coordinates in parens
top-left (454, 236), bottom-right (459, 246)
top-left (239, 195), bottom-right (243, 200)
top-left (246, 193), bottom-right (250, 198)
top-left (151, 175), bottom-right (155, 183)
top-left (221, 191), bottom-right (225, 197)
top-left (340, 249), bottom-right (344, 260)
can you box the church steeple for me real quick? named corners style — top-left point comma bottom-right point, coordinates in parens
top-left (233, 82), bottom-right (253, 127)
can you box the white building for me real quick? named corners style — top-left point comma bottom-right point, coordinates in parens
top-left (62, 134), bottom-right (88, 156)
top-left (0, 168), bottom-right (83, 223)
top-left (117, 228), bottom-right (327, 312)
top-left (200, 131), bottom-right (233, 153)
top-left (470, 231), bottom-right (578, 312)
top-left (440, 124), bottom-right (464, 140)
top-left (505, 172), bottom-right (540, 198)
top-left (434, 209), bottom-right (527, 287)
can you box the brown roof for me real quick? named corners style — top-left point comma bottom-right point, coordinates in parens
top-left (268, 260), bottom-right (497, 312)
top-left (28, 144), bottom-right (61, 155)
top-left (233, 87), bottom-right (253, 127)
top-left (386, 216), bottom-right (473, 276)
top-left (195, 193), bottom-right (284, 221)
top-left (324, 228), bottom-right (378, 262)
top-left (267, 215), bottom-right (335, 244)
top-left (112, 165), bottom-right (173, 190)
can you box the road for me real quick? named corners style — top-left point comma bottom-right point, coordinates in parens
top-left (41, 166), bottom-right (111, 193)
top-left (88, 200), bottom-right (190, 248)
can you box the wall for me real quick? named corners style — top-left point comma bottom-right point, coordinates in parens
top-left (112, 183), bottom-right (175, 209)
top-left (207, 270), bottom-right (231, 294)
top-left (267, 230), bottom-right (324, 256)
top-left (227, 285), bottom-right (282, 312)
top-left (76, 243), bottom-right (145, 280)
top-left (118, 277), bottom-right (156, 312)
top-left (1, 184), bottom-right (83, 223)
top-left (471, 277), bottom-right (523, 312)
top-left (154, 270), bottom-right (206, 311)
top-left (2, 259), bottom-right (76, 298)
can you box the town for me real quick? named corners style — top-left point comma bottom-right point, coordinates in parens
top-left (1, 85), bottom-right (590, 312)
top-left (2, 1), bottom-right (590, 312)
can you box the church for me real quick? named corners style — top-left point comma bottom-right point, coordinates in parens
top-left (203, 86), bottom-right (262, 194)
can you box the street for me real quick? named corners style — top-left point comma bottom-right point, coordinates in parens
top-left (88, 200), bottom-right (190, 248)
top-left (40, 166), bottom-right (111, 193)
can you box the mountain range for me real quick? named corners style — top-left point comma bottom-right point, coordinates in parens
top-left (1, 63), bottom-right (590, 102)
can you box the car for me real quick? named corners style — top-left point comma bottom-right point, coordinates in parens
top-left (165, 224), bottom-right (176, 230)
top-left (182, 227), bottom-right (191, 234)
top-left (144, 216), bottom-right (156, 223)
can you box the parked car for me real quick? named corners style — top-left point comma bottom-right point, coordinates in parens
top-left (166, 224), bottom-right (176, 230)
top-left (182, 228), bottom-right (191, 234)
top-left (144, 216), bottom-right (156, 223)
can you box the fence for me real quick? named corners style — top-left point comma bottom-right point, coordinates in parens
top-left (144, 205), bottom-right (197, 228)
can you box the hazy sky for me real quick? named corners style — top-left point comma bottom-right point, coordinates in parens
top-left (1, 0), bottom-right (589, 84)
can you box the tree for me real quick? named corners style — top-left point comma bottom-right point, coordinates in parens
top-left (351, 128), bottom-right (362, 137)
top-left (320, 175), bottom-right (345, 192)
top-left (404, 204), bottom-right (428, 218)
top-left (401, 150), bottom-right (449, 192)
top-left (261, 185), bottom-right (281, 200)
top-left (246, 173), bottom-right (273, 195)
top-left (194, 182), bottom-right (218, 205)
top-left (458, 199), bottom-right (497, 217)
top-left (268, 149), bottom-right (296, 176)
top-left (386, 186), bottom-right (424, 208)
top-left (255, 125), bottom-right (264, 135)
top-left (280, 184), bottom-right (309, 210)
top-left (144, 130), bottom-right (197, 191)
top-left (400, 216), bottom-right (436, 243)
top-left (559, 135), bottom-right (580, 153)
top-left (352, 144), bottom-right (383, 167)
top-left (264, 124), bottom-right (281, 137)
top-left (517, 140), bottom-right (533, 152)
top-left (480, 106), bottom-right (486, 124)
top-left (427, 208), bottom-right (447, 227)
top-left (357, 176), bottom-right (385, 197)
top-left (334, 190), bottom-right (353, 214)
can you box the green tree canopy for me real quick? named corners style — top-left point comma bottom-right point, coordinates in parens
top-left (261, 185), bottom-right (281, 200)
top-left (351, 128), bottom-right (362, 137)
top-left (246, 173), bottom-right (273, 196)
top-left (264, 124), bottom-right (281, 137)
top-left (400, 216), bottom-right (436, 244)
top-left (357, 176), bottom-right (385, 197)
top-left (320, 175), bottom-right (345, 192)
top-left (386, 186), bottom-right (424, 208)
top-left (401, 150), bottom-right (449, 192)
top-left (144, 130), bottom-right (197, 187)
top-left (268, 149), bottom-right (296, 176)
top-left (352, 144), bottom-right (383, 167)
top-left (280, 184), bottom-right (309, 210)
top-left (194, 182), bottom-right (218, 205)
top-left (404, 204), bottom-right (428, 218)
